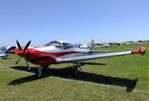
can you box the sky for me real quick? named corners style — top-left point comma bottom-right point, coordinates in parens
top-left (0, 0), bottom-right (149, 46)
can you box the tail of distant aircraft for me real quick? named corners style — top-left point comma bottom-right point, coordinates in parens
top-left (89, 39), bottom-right (95, 50)
top-left (89, 40), bottom-right (111, 53)
top-left (79, 40), bottom-right (110, 53)
top-left (1, 47), bottom-right (7, 52)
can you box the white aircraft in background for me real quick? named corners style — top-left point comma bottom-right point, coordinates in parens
top-left (79, 40), bottom-right (94, 49)
top-left (79, 40), bottom-right (110, 52)
top-left (0, 46), bottom-right (16, 59)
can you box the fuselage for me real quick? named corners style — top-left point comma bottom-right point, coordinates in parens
top-left (12, 41), bottom-right (90, 67)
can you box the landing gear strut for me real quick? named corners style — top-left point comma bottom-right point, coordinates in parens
top-left (72, 62), bottom-right (81, 75)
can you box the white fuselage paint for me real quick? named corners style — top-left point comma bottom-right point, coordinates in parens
top-left (33, 45), bottom-right (91, 59)
top-left (35, 46), bottom-right (90, 54)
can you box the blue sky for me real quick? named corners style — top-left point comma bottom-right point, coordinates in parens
top-left (0, 0), bottom-right (149, 46)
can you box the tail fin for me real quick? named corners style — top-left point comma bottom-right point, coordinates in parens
top-left (89, 40), bottom-right (111, 53)
top-left (2, 47), bottom-right (7, 52)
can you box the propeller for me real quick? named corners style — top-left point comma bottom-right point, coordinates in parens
top-left (16, 56), bottom-right (22, 64)
top-left (25, 60), bottom-right (30, 70)
top-left (16, 40), bottom-right (22, 50)
top-left (15, 40), bottom-right (31, 70)
top-left (23, 40), bottom-right (31, 53)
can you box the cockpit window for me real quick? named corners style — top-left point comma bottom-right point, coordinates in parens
top-left (62, 43), bottom-right (74, 49)
top-left (45, 41), bottom-right (62, 49)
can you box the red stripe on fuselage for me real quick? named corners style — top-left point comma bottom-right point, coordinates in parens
top-left (23, 48), bottom-right (88, 66)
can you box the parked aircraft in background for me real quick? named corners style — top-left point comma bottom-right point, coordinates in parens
top-left (80, 43), bottom-right (90, 49)
top-left (78, 40), bottom-right (94, 49)
top-left (0, 46), bottom-right (16, 59)
top-left (76, 40), bottom-right (110, 52)
top-left (8, 40), bottom-right (145, 77)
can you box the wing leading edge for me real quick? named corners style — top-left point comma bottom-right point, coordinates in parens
top-left (56, 47), bottom-right (145, 63)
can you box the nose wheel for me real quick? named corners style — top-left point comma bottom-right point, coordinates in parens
top-left (35, 67), bottom-right (43, 78)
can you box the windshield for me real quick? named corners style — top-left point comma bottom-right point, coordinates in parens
top-left (45, 41), bottom-right (62, 49)
top-left (62, 43), bottom-right (74, 49)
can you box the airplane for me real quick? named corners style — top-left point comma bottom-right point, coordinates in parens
top-left (75, 40), bottom-right (110, 52)
top-left (0, 46), bottom-right (16, 59)
top-left (8, 40), bottom-right (145, 78)
top-left (78, 40), bottom-right (94, 49)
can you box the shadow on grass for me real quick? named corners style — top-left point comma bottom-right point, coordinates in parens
top-left (8, 65), bottom-right (137, 92)
top-left (0, 57), bottom-right (11, 60)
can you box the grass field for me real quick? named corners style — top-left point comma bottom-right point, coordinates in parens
top-left (0, 44), bottom-right (149, 101)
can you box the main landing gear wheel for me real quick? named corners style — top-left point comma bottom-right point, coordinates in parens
top-left (35, 66), bottom-right (49, 78)
top-left (72, 62), bottom-right (81, 75)
top-left (73, 66), bottom-right (81, 75)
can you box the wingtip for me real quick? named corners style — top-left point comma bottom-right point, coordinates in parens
top-left (139, 47), bottom-right (145, 55)
top-left (132, 47), bottom-right (145, 55)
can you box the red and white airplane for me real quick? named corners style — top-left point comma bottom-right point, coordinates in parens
top-left (9, 40), bottom-right (145, 77)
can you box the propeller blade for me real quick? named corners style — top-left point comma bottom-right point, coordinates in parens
top-left (16, 40), bottom-right (22, 50)
top-left (24, 40), bottom-right (31, 53)
top-left (15, 40), bottom-right (31, 70)
top-left (16, 56), bottom-right (22, 64)
top-left (25, 60), bottom-right (30, 70)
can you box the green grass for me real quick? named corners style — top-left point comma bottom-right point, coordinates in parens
top-left (0, 44), bottom-right (149, 101)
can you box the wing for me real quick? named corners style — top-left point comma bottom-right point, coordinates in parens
top-left (56, 47), bottom-right (145, 63)
top-left (89, 50), bottom-right (111, 53)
